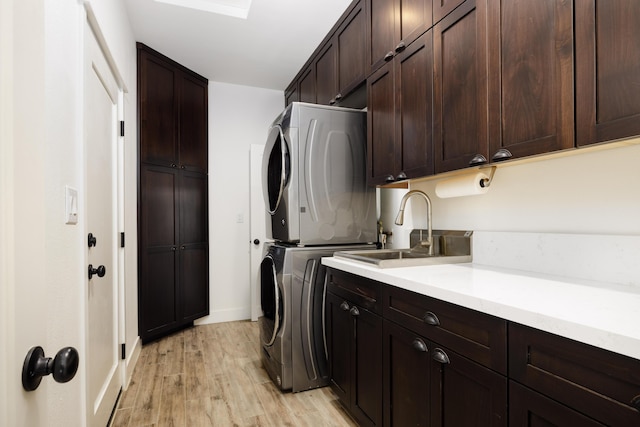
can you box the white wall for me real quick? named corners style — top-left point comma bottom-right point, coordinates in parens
top-left (402, 139), bottom-right (640, 237)
top-left (200, 82), bottom-right (283, 323)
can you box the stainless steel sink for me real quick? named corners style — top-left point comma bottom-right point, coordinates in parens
top-left (334, 230), bottom-right (472, 268)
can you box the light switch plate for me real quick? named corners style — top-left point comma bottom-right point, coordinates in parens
top-left (65, 185), bottom-right (78, 225)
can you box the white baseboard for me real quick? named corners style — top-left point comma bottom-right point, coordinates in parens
top-left (194, 306), bottom-right (251, 325)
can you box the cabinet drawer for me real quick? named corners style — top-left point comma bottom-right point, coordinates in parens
top-left (509, 323), bottom-right (640, 425)
top-left (383, 285), bottom-right (507, 374)
top-left (326, 268), bottom-right (382, 315)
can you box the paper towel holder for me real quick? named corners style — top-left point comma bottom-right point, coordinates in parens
top-left (478, 166), bottom-right (497, 188)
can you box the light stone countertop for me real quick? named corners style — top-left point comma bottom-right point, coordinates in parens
top-left (321, 256), bottom-right (640, 361)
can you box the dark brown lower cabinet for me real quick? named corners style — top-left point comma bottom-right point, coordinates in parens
top-left (384, 319), bottom-right (506, 427)
top-left (384, 320), bottom-right (430, 426)
top-left (429, 344), bottom-right (506, 426)
top-left (509, 323), bottom-right (640, 426)
top-left (327, 268), bottom-right (640, 426)
top-left (138, 164), bottom-right (209, 343)
top-left (326, 291), bottom-right (383, 427)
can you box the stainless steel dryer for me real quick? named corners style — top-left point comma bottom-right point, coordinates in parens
top-left (259, 242), bottom-right (374, 392)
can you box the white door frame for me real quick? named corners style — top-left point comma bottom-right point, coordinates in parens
top-left (250, 144), bottom-right (268, 321)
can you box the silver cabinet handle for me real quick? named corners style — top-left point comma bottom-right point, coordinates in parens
top-left (432, 348), bottom-right (450, 365)
top-left (412, 338), bottom-right (428, 353)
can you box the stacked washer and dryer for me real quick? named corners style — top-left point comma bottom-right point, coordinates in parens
top-left (259, 102), bottom-right (376, 392)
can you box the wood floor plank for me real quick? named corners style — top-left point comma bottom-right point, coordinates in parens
top-left (158, 374), bottom-right (185, 427)
top-left (185, 349), bottom-right (209, 397)
top-left (129, 362), bottom-right (164, 426)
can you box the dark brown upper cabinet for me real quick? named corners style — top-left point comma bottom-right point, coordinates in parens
top-left (316, 0), bottom-right (366, 106)
top-left (367, 31), bottom-right (434, 186)
top-left (435, 0), bottom-right (574, 174)
top-left (487, 0), bottom-right (574, 161)
top-left (366, 0), bottom-right (432, 75)
top-left (576, 0), bottom-right (640, 146)
top-left (433, 0), bottom-right (489, 173)
top-left (285, 0), bottom-right (365, 107)
top-left (138, 44), bottom-right (208, 174)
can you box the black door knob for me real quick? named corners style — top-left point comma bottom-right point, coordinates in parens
top-left (22, 346), bottom-right (79, 391)
top-left (253, 239), bottom-right (260, 245)
top-left (88, 264), bottom-right (106, 280)
top-left (87, 233), bottom-right (97, 248)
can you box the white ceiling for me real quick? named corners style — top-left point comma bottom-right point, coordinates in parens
top-left (124, 0), bottom-right (353, 90)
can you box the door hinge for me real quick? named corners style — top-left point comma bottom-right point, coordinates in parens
top-left (121, 343), bottom-right (126, 360)
top-left (120, 120), bottom-right (125, 137)
top-left (120, 232), bottom-right (125, 248)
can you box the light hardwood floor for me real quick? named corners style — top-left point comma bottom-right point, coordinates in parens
top-left (110, 320), bottom-right (358, 427)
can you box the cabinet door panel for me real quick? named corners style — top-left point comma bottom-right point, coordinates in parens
top-left (139, 248), bottom-right (178, 341)
top-left (139, 52), bottom-right (178, 166)
top-left (180, 244), bottom-right (209, 321)
top-left (326, 292), bottom-right (351, 403)
top-left (299, 66), bottom-right (316, 103)
top-left (352, 307), bottom-right (383, 426)
top-left (576, 0), bottom-right (640, 145)
top-left (510, 381), bottom-right (605, 427)
top-left (366, 0), bottom-right (398, 73)
top-left (430, 346), bottom-right (507, 426)
top-left (179, 171), bottom-right (208, 244)
top-left (367, 62), bottom-right (398, 185)
top-left (433, 0), bottom-right (489, 173)
top-left (488, 0), bottom-right (573, 159)
top-left (179, 74), bottom-right (208, 172)
top-left (383, 320), bottom-right (430, 427)
top-left (316, 42), bottom-right (338, 105)
top-left (396, 30), bottom-right (434, 178)
top-left (140, 166), bottom-right (177, 247)
top-left (510, 323), bottom-right (640, 426)
top-left (338, 2), bottom-right (366, 96)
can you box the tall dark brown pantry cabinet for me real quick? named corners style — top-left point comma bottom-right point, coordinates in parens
top-left (137, 43), bottom-right (209, 343)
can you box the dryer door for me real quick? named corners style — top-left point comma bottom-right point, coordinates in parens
top-left (260, 254), bottom-right (282, 346)
top-left (262, 125), bottom-right (290, 215)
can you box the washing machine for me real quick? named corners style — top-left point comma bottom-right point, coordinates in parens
top-left (259, 242), bottom-right (374, 392)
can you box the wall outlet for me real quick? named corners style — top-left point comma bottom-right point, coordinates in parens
top-left (236, 213), bottom-right (244, 223)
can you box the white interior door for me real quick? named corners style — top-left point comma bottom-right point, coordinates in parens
top-left (250, 144), bottom-right (268, 321)
top-left (84, 19), bottom-right (121, 427)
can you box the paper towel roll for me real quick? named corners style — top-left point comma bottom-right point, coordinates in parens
top-left (435, 172), bottom-right (490, 198)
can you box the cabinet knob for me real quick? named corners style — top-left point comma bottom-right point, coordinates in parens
top-left (87, 233), bottom-right (97, 248)
top-left (171, 163), bottom-right (177, 168)
top-left (432, 348), bottom-right (450, 365)
top-left (384, 175), bottom-right (395, 183)
top-left (394, 41), bottom-right (406, 53)
top-left (335, 93), bottom-right (343, 101)
top-left (384, 51), bottom-right (394, 61)
top-left (491, 148), bottom-right (513, 162)
top-left (395, 172), bottom-right (407, 181)
top-left (468, 154), bottom-right (488, 166)
top-left (349, 306), bottom-right (360, 317)
top-left (423, 311), bottom-right (440, 326)
top-left (171, 246), bottom-right (177, 251)
top-left (412, 338), bottom-right (428, 353)
top-left (329, 98), bottom-right (336, 105)
top-left (340, 301), bottom-right (350, 311)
